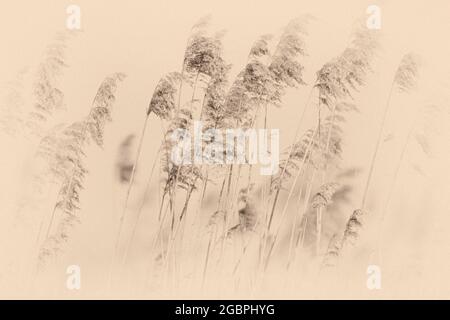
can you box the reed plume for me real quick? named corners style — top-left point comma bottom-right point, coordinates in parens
top-left (37, 73), bottom-right (125, 266)
top-left (160, 108), bottom-right (204, 222)
top-left (227, 18), bottom-right (309, 129)
top-left (148, 72), bottom-right (183, 120)
top-left (341, 208), bottom-right (366, 250)
top-left (223, 19), bottom-right (311, 241)
top-left (322, 233), bottom-right (341, 268)
top-left (27, 33), bottom-right (72, 136)
top-left (231, 185), bottom-right (260, 233)
top-left (0, 68), bottom-right (29, 136)
top-left (114, 71), bottom-right (182, 260)
top-left (117, 17), bottom-right (218, 246)
top-left (268, 26), bottom-right (378, 257)
top-left (311, 182), bottom-right (340, 210)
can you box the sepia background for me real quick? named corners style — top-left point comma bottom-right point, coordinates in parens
top-left (0, 0), bottom-right (450, 299)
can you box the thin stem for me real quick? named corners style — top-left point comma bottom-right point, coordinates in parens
top-left (361, 83), bottom-right (395, 209)
top-left (113, 114), bottom-right (150, 260)
top-left (267, 87), bottom-right (315, 231)
top-left (264, 125), bottom-right (319, 270)
top-left (315, 103), bottom-right (337, 254)
top-left (375, 117), bottom-right (416, 262)
top-left (288, 168), bottom-right (316, 269)
top-left (121, 144), bottom-right (162, 267)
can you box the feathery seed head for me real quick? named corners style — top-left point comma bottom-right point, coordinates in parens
top-left (394, 53), bottom-right (420, 93)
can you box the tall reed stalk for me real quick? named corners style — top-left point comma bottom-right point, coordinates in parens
top-left (360, 53), bottom-right (419, 210)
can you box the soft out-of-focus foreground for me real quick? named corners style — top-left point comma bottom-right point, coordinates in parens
top-left (1, 0), bottom-right (450, 299)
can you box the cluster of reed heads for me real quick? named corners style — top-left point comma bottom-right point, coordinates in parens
top-left (1, 15), bottom-right (429, 297)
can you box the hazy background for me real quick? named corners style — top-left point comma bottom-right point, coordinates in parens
top-left (0, 0), bottom-right (450, 298)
